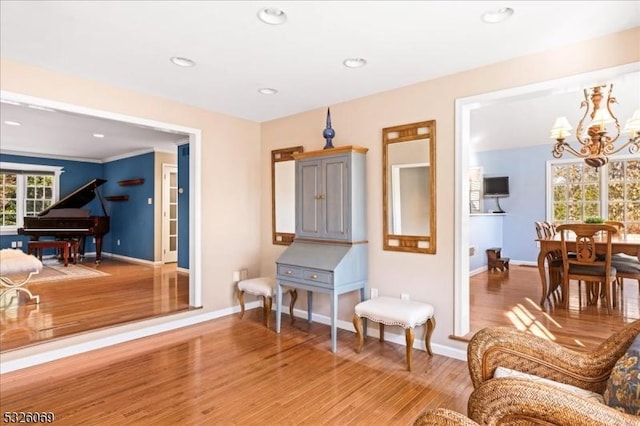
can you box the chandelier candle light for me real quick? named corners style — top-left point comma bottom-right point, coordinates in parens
top-left (550, 84), bottom-right (640, 168)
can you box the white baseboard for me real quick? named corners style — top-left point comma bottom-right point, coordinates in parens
top-left (101, 252), bottom-right (162, 266)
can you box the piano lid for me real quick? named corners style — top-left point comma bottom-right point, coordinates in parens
top-left (38, 178), bottom-right (107, 217)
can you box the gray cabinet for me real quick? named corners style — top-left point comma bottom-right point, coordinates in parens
top-left (276, 146), bottom-right (368, 353)
top-left (296, 149), bottom-right (367, 242)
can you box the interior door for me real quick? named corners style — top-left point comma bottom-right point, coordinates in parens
top-left (162, 164), bottom-right (178, 263)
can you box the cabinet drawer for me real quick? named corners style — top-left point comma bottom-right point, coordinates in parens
top-left (278, 265), bottom-right (303, 279)
top-left (303, 269), bottom-right (332, 284)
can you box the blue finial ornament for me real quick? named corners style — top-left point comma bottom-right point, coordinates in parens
top-left (323, 108), bottom-right (335, 149)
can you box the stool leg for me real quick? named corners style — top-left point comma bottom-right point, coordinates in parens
top-left (379, 323), bottom-right (385, 342)
top-left (264, 296), bottom-right (272, 329)
top-left (288, 289), bottom-right (297, 324)
top-left (353, 315), bottom-right (364, 353)
top-left (425, 317), bottom-right (435, 356)
top-left (405, 328), bottom-right (414, 371)
top-left (237, 290), bottom-right (245, 319)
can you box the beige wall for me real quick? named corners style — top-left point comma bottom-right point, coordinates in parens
top-left (259, 27), bottom-right (640, 348)
top-left (0, 27), bottom-right (638, 366)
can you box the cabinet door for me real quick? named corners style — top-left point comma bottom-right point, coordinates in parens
top-left (297, 159), bottom-right (321, 238)
top-left (323, 157), bottom-right (349, 240)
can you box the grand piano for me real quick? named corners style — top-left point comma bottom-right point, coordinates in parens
top-left (18, 178), bottom-right (110, 263)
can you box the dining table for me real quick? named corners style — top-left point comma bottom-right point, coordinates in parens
top-left (536, 232), bottom-right (640, 307)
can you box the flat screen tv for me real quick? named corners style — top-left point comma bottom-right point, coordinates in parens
top-left (483, 176), bottom-right (509, 198)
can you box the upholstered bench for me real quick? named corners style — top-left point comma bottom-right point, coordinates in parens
top-left (0, 249), bottom-right (44, 308)
top-left (353, 296), bottom-right (435, 371)
top-left (28, 240), bottom-right (78, 267)
top-left (236, 277), bottom-right (297, 329)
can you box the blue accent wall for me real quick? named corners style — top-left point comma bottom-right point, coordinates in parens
top-left (0, 153), bottom-right (103, 251)
top-left (471, 144), bottom-right (550, 264)
top-left (102, 153), bottom-right (155, 261)
top-left (178, 143), bottom-right (189, 269)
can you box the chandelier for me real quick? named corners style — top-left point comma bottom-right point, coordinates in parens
top-left (549, 84), bottom-right (640, 168)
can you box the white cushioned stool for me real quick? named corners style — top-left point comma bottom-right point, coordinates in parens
top-left (353, 296), bottom-right (435, 371)
top-left (236, 277), bottom-right (297, 329)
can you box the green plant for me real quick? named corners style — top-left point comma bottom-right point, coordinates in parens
top-left (584, 216), bottom-right (605, 224)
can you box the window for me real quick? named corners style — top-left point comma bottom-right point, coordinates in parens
top-left (548, 157), bottom-right (640, 233)
top-left (0, 162), bottom-right (63, 234)
top-left (469, 166), bottom-right (483, 213)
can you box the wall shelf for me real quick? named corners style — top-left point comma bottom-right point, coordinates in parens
top-left (105, 195), bottom-right (129, 202)
top-left (118, 178), bottom-right (144, 186)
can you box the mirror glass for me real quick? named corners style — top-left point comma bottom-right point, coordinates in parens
top-left (383, 120), bottom-right (436, 254)
top-left (272, 146), bottom-right (303, 245)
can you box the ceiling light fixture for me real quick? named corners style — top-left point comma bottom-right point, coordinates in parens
top-left (343, 58), bottom-right (367, 69)
top-left (257, 7), bottom-right (287, 25)
top-left (258, 88), bottom-right (278, 95)
top-left (481, 8), bottom-right (514, 23)
top-left (93, 133), bottom-right (105, 138)
top-left (170, 56), bottom-right (196, 67)
top-left (550, 84), bottom-right (640, 168)
top-left (4, 120), bottom-right (21, 126)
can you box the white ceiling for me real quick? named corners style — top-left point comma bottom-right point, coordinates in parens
top-left (0, 1), bottom-right (639, 161)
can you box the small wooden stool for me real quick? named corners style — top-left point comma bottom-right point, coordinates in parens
top-left (486, 247), bottom-right (510, 272)
top-left (353, 296), bottom-right (435, 371)
top-left (236, 277), bottom-right (297, 329)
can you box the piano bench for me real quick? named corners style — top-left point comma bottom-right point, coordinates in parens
top-left (28, 240), bottom-right (78, 267)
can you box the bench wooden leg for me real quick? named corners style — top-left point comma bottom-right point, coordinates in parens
top-left (353, 314), bottom-right (364, 353)
top-left (379, 323), bottom-right (385, 342)
top-left (237, 290), bottom-right (245, 319)
top-left (405, 327), bottom-right (414, 371)
top-left (425, 317), bottom-right (435, 356)
top-left (288, 289), bottom-right (297, 324)
top-left (264, 296), bottom-right (272, 329)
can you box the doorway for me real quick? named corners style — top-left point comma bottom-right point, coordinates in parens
top-left (162, 164), bottom-right (178, 263)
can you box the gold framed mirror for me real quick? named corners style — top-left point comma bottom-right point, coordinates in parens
top-left (382, 120), bottom-right (436, 254)
top-left (272, 146), bottom-right (303, 245)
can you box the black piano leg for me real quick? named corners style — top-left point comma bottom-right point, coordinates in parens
top-left (95, 236), bottom-right (103, 264)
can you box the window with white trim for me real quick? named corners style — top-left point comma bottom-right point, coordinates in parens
top-left (0, 162), bottom-right (63, 233)
top-left (548, 157), bottom-right (640, 233)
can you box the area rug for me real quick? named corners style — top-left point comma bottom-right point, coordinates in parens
top-left (24, 262), bottom-right (110, 284)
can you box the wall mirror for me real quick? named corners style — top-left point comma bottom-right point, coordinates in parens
top-left (383, 120), bottom-right (436, 254)
top-left (272, 146), bottom-right (303, 245)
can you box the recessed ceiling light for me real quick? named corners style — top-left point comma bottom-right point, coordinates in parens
top-left (257, 7), bottom-right (287, 25)
top-left (4, 120), bottom-right (21, 126)
top-left (481, 8), bottom-right (514, 23)
top-left (170, 56), bottom-right (196, 67)
top-left (93, 133), bottom-right (105, 138)
top-left (0, 99), bottom-right (21, 106)
top-left (258, 88), bottom-right (278, 95)
top-left (343, 58), bottom-right (367, 69)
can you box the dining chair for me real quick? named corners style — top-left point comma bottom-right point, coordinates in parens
top-left (603, 221), bottom-right (640, 302)
top-left (535, 221), bottom-right (563, 304)
top-left (556, 224), bottom-right (618, 314)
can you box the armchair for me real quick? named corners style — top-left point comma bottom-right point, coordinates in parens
top-left (466, 321), bottom-right (640, 425)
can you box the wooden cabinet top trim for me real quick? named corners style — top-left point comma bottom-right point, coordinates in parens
top-left (293, 145), bottom-right (368, 160)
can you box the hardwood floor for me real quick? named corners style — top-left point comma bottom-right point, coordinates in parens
top-left (1, 257), bottom-right (190, 352)
top-left (465, 264), bottom-right (640, 351)
top-left (0, 313), bottom-right (473, 425)
top-left (1, 264), bottom-right (638, 424)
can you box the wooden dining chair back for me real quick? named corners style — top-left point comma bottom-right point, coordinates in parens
top-left (535, 221), bottom-right (563, 303)
top-left (603, 221), bottom-right (640, 301)
top-left (604, 220), bottom-right (624, 233)
top-left (556, 224), bottom-right (618, 314)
